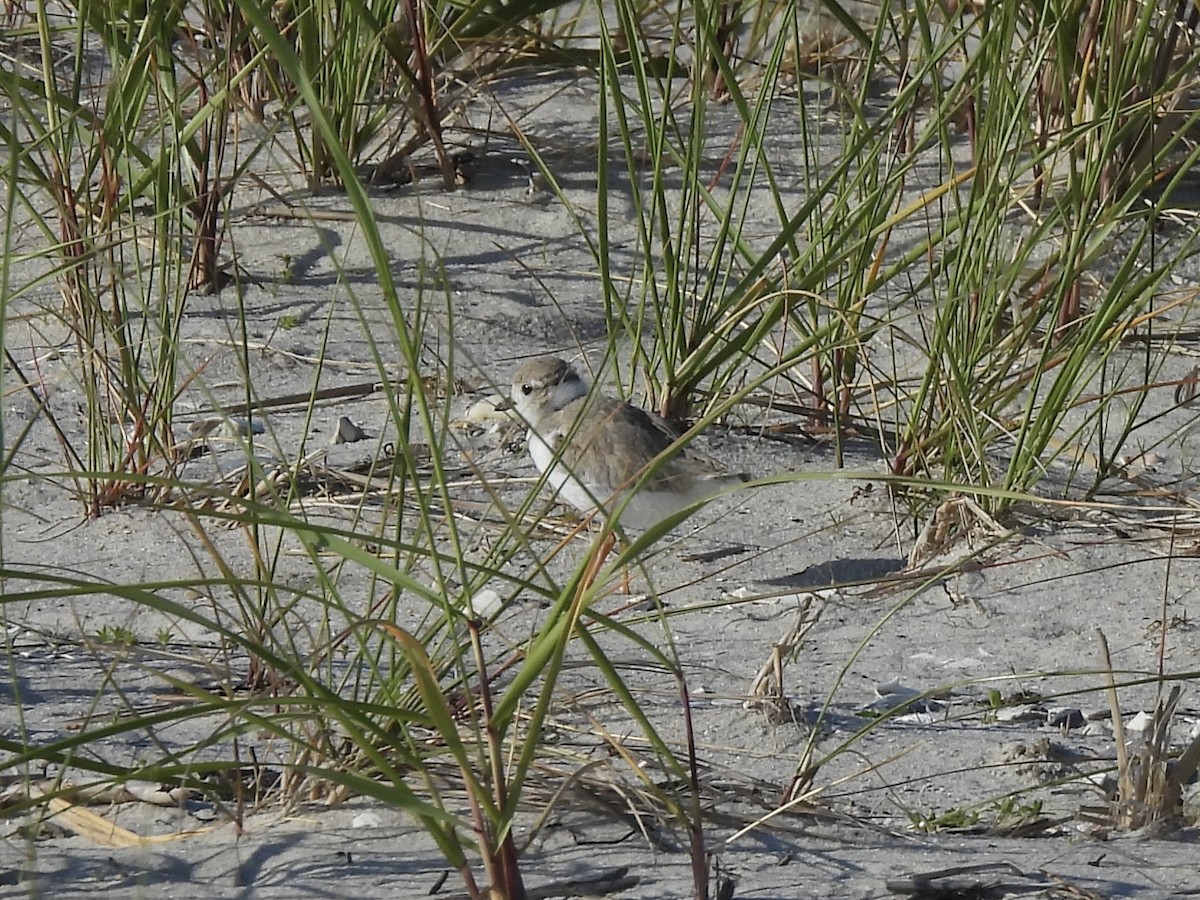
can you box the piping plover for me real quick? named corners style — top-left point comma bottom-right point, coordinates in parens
top-left (508, 357), bottom-right (746, 529)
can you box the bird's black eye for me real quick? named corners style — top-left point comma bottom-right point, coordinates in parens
top-left (521, 383), bottom-right (533, 395)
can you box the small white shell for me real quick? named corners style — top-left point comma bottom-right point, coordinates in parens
top-left (467, 588), bottom-right (504, 619)
top-left (334, 415), bottom-right (368, 444)
top-left (464, 394), bottom-right (518, 426)
top-left (1125, 710), bottom-right (1154, 732)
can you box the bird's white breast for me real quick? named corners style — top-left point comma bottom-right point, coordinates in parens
top-left (527, 429), bottom-right (605, 514)
top-left (527, 425), bottom-right (707, 528)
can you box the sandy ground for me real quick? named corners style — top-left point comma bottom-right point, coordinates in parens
top-left (5, 68), bottom-right (1200, 899)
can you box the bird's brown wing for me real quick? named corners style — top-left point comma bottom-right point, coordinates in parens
top-left (561, 398), bottom-right (727, 495)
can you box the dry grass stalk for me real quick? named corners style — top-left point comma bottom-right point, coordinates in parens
top-left (746, 591), bottom-right (828, 725)
top-left (1096, 630), bottom-right (1200, 833)
top-left (906, 494), bottom-right (1007, 570)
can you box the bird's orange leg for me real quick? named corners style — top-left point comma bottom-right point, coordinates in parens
top-left (580, 530), bottom-right (617, 594)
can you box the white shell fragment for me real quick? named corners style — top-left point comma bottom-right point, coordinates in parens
top-left (464, 394), bottom-right (518, 427)
top-left (860, 681), bottom-right (947, 717)
top-left (1125, 710), bottom-right (1154, 732)
top-left (995, 705), bottom-right (1043, 724)
top-left (334, 415), bottom-right (368, 444)
top-left (467, 588), bottom-right (504, 619)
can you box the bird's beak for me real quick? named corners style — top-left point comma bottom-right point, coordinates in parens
top-left (494, 396), bottom-right (514, 411)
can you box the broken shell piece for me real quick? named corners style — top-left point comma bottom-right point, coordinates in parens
top-left (995, 704), bottom-right (1044, 723)
top-left (334, 415), bottom-right (368, 445)
top-left (861, 681), bottom-right (946, 716)
top-left (464, 394), bottom-right (519, 427)
top-left (467, 588), bottom-right (503, 619)
top-left (351, 811), bottom-right (383, 829)
top-left (1125, 710), bottom-right (1154, 732)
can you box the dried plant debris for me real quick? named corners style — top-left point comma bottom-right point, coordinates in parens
top-left (907, 494), bottom-right (1011, 569)
top-left (746, 591), bottom-right (828, 725)
top-left (886, 863), bottom-right (1100, 899)
top-left (1086, 681), bottom-right (1200, 834)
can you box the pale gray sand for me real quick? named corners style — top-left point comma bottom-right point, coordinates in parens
top-left (5, 66), bottom-right (1200, 900)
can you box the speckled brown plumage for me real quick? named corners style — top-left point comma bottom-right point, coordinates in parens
top-left (509, 357), bottom-right (746, 528)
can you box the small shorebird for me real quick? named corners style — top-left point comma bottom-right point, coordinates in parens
top-left (508, 356), bottom-right (747, 529)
